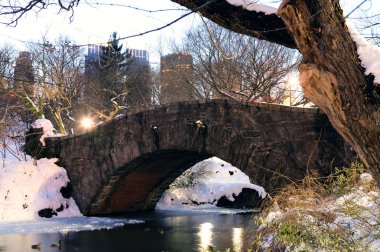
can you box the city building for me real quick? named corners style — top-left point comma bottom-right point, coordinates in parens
top-left (127, 48), bottom-right (149, 65)
top-left (85, 45), bottom-right (149, 73)
top-left (160, 52), bottom-right (196, 104)
top-left (10, 51), bottom-right (35, 122)
top-left (125, 49), bottom-right (151, 108)
top-left (86, 44), bottom-right (101, 62)
top-left (14, 51), bottom-right (35, 97)
top-left (84, 44), bottom-right (101, 78)
top-left (84, 44), bottom-right (152, 109)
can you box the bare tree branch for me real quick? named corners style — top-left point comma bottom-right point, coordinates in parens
top-left (0, 0), bottom-right (79, 26)
top-left (171, 0), bottom-right (296, 48)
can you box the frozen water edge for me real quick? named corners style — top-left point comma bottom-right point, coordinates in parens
top-left (0, 208), bottom-right (256, 235)
top-left (156, 207), bottom-right (260, 215)
top-left (0, 216), bottom-right (144, 235)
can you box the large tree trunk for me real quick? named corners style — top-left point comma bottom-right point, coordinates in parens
top-left (172, 0), bottom-right (380, 184)
top-left (278, 0), bottom-right (380, 182)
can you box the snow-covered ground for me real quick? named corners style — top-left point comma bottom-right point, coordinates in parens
top-left (0, 157), bottom-right (81, 221)
top-left (156, 157), bottom-right (266, 211)
top-left (0, 119), bottom-right (144, 234)
top-left (31, 119), bottom-right (63, 146)
top-left (0, 147), bottom-right (143, 234)
top-left (0, 119), bottom-right (80, 221)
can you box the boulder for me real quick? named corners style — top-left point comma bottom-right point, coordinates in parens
top-left (38, 208), bottom-right (57, 218)
top-left (23, 127), bottom-right (44, 159)
top-left (216, 188), bottom-right (262, 209)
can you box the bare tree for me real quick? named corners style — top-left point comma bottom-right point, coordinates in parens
top-left (149, 68), bottom-right (162, 105)
top-left (173, 21), bottom-right (300, 103)
top-left (26, 36), bottom-right (85, 134)
top-left (0, 43), bottom-right (16, 82)
top-left (125, 59), bottom-right (153, 108)
top-left (83, 33), bottom-right (154, 121)
top-left (353, 10), bottom-right (380, 46)
top-left (0, 44), bottom-right (36, 124)
top-left (0, 44), bottom-right (29, 163)
top-left (0, 0), bottom-right (79, 26)
top-left (0, 44), bottom-right (17, 102)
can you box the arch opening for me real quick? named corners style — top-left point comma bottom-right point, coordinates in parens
top-left (155, 156), bottom-right (267, 211)
top-left (88, 151), bottom-right (268, 215)
top-left (88, 150), bottom-right (211, 215)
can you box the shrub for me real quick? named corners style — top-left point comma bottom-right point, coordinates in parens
top-left (169, 167), bottom-right (212, 189)
top-left (251, 163), bottom-right (380, 251)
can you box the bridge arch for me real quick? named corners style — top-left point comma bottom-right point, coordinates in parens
top-left (88, 150), bottom-right (211, 214)
top-left (41, 100), bottom-right (350, 215)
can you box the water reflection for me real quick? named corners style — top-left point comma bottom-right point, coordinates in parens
top-left (0, 212), bottom-right (256, 252)
top-left (198, 222), bottom-right (214, 251)
top-left (0, 232), bottom-right (61, 252)
top-left (233, 228), bottom-right (243, 252)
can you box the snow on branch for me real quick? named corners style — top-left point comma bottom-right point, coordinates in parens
top-left (225, 0), bottom-right (276, 15)
top-left (172, 0), bottom-right (296, 48)
top-left (347, 21), bottom-right (380, 83)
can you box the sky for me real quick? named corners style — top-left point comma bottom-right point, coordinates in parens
top-left (0, 0), bottom-right (201, 64)
top-left (0, 0), bottom-right (379, 64)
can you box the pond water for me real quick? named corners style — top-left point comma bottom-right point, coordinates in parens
top-left (0, 210), bottom-right (258, 252)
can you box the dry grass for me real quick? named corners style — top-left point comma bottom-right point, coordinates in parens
top-left (250, 163), bottom-right (375, 252)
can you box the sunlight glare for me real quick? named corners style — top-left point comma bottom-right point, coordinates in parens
top-left (80, 117), bottom-right (95, 129)
top-left (198, 222), bottom-right (214, 251)
top-left (232, 228), bottom-right (243, 252)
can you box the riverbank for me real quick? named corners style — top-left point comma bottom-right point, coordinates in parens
top-left (254, 163), bottom-right (380, 251)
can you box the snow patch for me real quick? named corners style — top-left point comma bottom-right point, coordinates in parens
top-left (225, 0), bottom-right (276, 15)
top-left (347, 20), bottom-right (380, 84)
top-left (0, 121), bottom-right (142, 232)
top-left (0, 156), bottom-right (82, 221)
top-left (31, 119), bottom-right (62, 146)
top-left (156, 157), bottom-right (266, 211)
top-left (0, 217), bottom-right (144, 234)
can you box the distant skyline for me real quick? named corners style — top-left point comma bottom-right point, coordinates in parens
top-left (0, 0), bottom-right (379, 64)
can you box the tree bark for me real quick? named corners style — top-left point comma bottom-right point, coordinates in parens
top-left (278, 0), bottom-right (380, 182)
top-left (172, 0), bottom-right (380, 184)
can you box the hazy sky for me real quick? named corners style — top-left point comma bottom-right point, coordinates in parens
top-left (0, 0), bottom-right (199, 64)
top-left (0, 0), bottom-right (379, 63)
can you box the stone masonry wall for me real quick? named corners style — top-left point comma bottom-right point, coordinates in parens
top-left (41, 99), bottom-right (351, 215)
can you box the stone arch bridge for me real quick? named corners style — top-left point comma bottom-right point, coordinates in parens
top-left (36, 100), bottom-right (350, 215)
